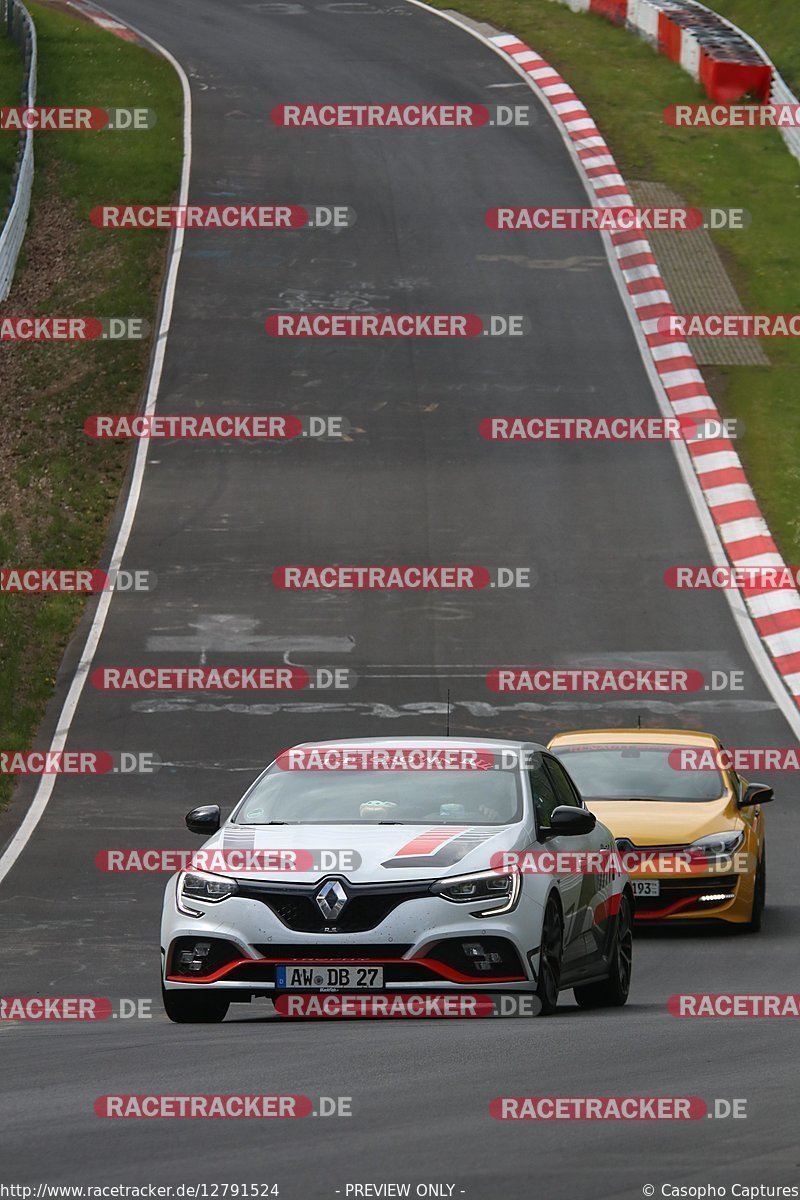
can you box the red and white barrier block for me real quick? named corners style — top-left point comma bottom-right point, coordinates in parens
top-left (559, 0), bottom-right (773, 104)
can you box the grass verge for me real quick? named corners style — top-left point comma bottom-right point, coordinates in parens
top-left (427, 0), bottom-right (800, 562)
top-left (709, 1), bottom-right (800, 95)
top-left (0, 2), bottom-right (182, 809)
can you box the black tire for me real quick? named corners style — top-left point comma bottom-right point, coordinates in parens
top-left (573, 892), bottom-right (633, 1009)
top-left (744, 848), bottom-right (766, 933)
top-left (535, 893), bottom-right (564, 1016)
top-left (161, 984), bottom-right (230, 1024)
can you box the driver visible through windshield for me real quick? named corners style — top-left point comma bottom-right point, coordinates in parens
top-left (234, 750), bottom-right (522, 825)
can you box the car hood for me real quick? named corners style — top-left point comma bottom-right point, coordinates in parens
top-left (584, 797), bottom-right (739, 846)
top-left (194, 821), bottom-right (527, 883)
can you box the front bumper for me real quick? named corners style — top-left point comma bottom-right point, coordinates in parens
top-left (632, 870), bottom-right (754, 923)
top-left (161, 875), bottom-right (542, 993)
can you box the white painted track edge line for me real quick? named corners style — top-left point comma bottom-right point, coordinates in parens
top-left (402, 0), bottom-right (800, 742)
top-left (0, 13), bottom-right (193, 887)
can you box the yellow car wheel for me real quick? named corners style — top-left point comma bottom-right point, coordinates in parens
top-left (745, 849), bottom-right (767, 933)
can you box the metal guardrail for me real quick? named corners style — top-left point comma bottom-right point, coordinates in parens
top-left (0, 0), bottom-right (37, 302)
top-left (769, 72), bottom-right (800, 164)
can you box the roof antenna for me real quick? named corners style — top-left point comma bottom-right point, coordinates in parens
top-left (446, 688), bottom-right (451, 737)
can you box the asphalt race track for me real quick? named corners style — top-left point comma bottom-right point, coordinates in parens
top-left (1, 0), bottom-right (798, 1194)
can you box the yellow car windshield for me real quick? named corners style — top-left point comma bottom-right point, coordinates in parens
top-left (553, 744), bottom-right (725, 802)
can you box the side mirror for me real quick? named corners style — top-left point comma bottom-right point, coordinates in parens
top-left (185, 805), bottom-right (221, 835)
top-left (739, 782), bottom-right (773, 809)
top-left (546, 805), bottom-right (596, 837)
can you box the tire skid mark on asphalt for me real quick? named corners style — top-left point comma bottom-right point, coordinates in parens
top-left (128, 698), bottom-right (777, 715)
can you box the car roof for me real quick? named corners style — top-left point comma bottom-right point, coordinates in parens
top-left (548, 727), bottom-right (721, 748)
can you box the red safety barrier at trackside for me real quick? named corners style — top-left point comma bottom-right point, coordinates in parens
top-left (699, 50), bottom-right (772, 103)
top-left (658, 12), bottom-right (684, 64)
top-left (572, 0), bottom-right (774, 108)
top-left (589, 0), bottom-right (626, 25)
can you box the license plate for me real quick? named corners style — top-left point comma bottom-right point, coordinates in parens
top-left (632, 880), bottom-right (660, 897)
top-left (275, 964), bottom-right (384, 990)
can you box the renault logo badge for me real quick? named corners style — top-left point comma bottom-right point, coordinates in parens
top-left (315, 879), bottom-right (348, 920)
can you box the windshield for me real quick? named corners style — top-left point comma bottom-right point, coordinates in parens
top-left (552, 744), bottom-right (725, 802)
top-left (234, 764), bottom-right (522, 825)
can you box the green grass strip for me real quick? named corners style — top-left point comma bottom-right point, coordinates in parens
top-left (0, 2), bottom-right (182, 809)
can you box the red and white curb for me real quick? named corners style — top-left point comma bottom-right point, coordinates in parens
top-left (491, 32), bottom-right (800, 710)
top-left (67, 0), bottom-right (138, 41)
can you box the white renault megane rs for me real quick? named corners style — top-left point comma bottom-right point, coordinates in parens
top-left (160, 737), bottom-right (633, 1022)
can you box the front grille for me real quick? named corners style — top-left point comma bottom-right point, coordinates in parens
top-left (268, 894), bottom-right (408, 933)
top-left (635, 875), bottom-right (739, 916)
top-left (237, 877), bottom-right (433, 933)
top-left (253, 943), bottom-right (412, 960)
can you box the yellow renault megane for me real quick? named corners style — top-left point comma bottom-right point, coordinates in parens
top-left (547, 729), bottom-right (771, 930)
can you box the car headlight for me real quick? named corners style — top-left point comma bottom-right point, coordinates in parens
top-left (432, 870), bottom-right (521, 915)
top-left (177, 869), bottom-right (238, 914)
top-left (688, 831), bottom-right (744, 859)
